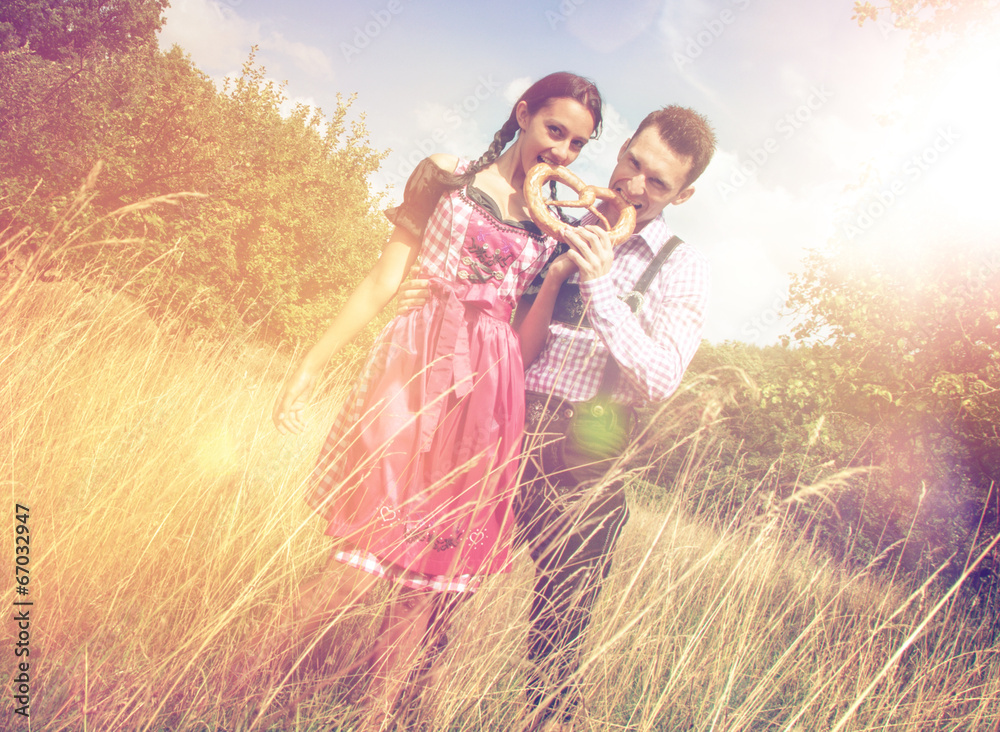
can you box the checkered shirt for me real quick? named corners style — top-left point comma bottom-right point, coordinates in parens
top-left (523, 211), bottom-right (710, 405)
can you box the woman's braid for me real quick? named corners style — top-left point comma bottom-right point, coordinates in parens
top-left (548, 178), bottom-right (572, 224)
top-left (459, 116), bottom-right (520, 184)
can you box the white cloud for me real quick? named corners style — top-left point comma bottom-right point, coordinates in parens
top-left (826, 34), bottom-right (1000, 261)
top-left (687, 28), bottom-right (1000, 345)
top-left (260, 32), bottom-right (335, 80)
top-left (369, 99), bottom-right (495, 198)
top-left (504, 77), bottom-right (532, 106)
top-left (159, 0), bottom-right (333, 81)
top-left (158, 0), bottom-right (260, 74)
top-left (671, 146), bottom-right (841, 343)
top-left (564, 0), bottom-right (662, 54)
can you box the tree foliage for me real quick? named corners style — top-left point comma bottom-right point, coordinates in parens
top-left (657, 228), bottom-right (1000, 573)
top-left (655, 0), bottom-right (1000, 577)
top-left (646, 341), bottom-right (874, 558)
top-left (787, 241), bottom-right (1000, 570)
top-left (852, 0), bottom-right (1000, 40)
top-left (1, 6), bottom-right (390, 352)
top-left (0, 0), bottom-right (168, 60)
top-left (667, 253), bottom-right (1000, 574)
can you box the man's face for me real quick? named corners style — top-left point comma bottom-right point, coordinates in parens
top-left (608, 127), bottom-right (696, 228)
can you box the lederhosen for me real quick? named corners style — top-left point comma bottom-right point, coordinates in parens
top-left (515, 235), bottom-right (682, 725)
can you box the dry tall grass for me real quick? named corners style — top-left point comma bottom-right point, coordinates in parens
top-left (2, 227), bottom-right (999, 730)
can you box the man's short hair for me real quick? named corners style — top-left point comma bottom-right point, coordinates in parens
top-left (633, 106), bottom-right (717, 189)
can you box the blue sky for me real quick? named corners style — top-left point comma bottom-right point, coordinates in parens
top-left (159, 0), bottom-right (999, 344)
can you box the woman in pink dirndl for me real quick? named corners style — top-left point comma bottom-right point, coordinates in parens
top-left (273, 72), bottom-right (603, 727)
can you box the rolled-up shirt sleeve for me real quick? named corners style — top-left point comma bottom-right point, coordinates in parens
top-left (579, 245), bottom-right (710, 403)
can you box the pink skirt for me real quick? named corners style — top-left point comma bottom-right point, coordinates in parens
top-left (307, 279), bottom-right (524, 581)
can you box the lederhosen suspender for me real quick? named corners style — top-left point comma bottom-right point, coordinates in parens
top-left (550, 234), bottom-right (683, 397)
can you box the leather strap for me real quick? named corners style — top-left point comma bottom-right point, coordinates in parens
top-left (596, 235), bottom-right (683, 396)
top-left (551, 235), bottom-right (682, 329)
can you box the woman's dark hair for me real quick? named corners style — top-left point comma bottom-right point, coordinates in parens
top-left (444, 71), bottom-right (603, 191)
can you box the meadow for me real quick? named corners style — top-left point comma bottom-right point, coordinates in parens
top-left (2, 227), bottom-right (999, 731)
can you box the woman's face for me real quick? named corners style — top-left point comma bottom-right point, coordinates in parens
top-left (515, 96), bottom-right (596, 171)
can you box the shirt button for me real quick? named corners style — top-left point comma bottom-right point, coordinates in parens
top-left (591, 404), bottom-right (605, 417)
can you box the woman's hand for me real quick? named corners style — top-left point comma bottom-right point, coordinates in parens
top-left (273, 363), bottom-right (318, 435)
top-left (395, 265), bottom-right (431, 316)
top-left (271, 226), bottom-right (423, 437)
top-left (544, 250), bottom-right (579, 283)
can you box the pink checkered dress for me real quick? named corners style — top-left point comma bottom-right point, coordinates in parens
top-left (306, 159), bottom-right (556, 592)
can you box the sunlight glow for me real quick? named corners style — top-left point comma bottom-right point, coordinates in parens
top-left (193, 425), bottom-right (243, 476)
top-left (836, 25), bottom-right (1000, 263)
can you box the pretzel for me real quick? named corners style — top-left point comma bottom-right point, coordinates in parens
top-left (523, 162), bottom-right (636, 246)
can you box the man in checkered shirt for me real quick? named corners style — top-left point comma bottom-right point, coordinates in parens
top-left (513, 105), bottom-right (716, 731)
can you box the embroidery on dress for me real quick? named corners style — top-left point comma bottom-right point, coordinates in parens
top-left (433, 533), bottom-right (462, 551)
top-left (403, 521), bottom-right (465, 551)
top-left (458, 220), bottom-right (519, 283)
top-left (466, 528), bottom-right (486, 547)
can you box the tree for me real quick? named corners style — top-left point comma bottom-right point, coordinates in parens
top-left (642, 340), bottom-right (872, 556)
top-left (853, 0), bottom-right (999, 34)
top-left (0, 0), bottom-right (167, 60)
top-left (788, 238), bottom-right (1000, 573)
top-left (2, 11), bottom-right (392, 350)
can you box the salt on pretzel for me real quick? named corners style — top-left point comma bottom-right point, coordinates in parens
top-left (523, 162), bottom-right (636, 246)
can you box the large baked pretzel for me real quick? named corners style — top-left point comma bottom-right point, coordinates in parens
top-left (524, 162), bottom-right (636, 246)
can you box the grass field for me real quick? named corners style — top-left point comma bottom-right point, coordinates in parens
top-left (3, 260), bottom-right (999, 730)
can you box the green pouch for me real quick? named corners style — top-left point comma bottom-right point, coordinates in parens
top-left (525, 392), bottom-right (634, 486)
